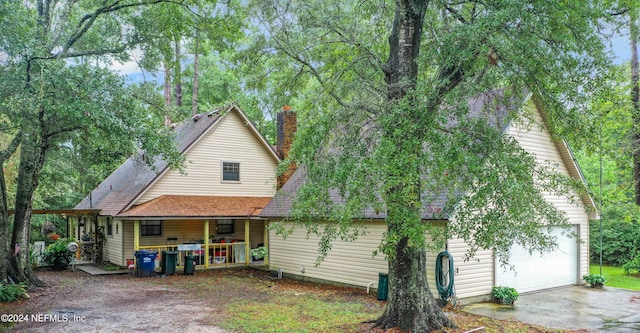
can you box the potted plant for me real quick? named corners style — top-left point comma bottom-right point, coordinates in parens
top-left (583, 274), bottom-right (606, 288)
top-left (250, 246), bottom-right (267, 261)
top-left (42, 238), bottom-right (75, 270)
top-left (491, 286), bottom-right (519, 305)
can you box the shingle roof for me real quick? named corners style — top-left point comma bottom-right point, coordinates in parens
top-left (260, 88), bottom-right (527, 220)
top-left (74, 105), bottom-right (278, 216)
top-left (118, 195), bottom-right (272, 218)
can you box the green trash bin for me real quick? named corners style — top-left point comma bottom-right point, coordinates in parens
top-left (377, 273), bottom-right (388, 301)
top-left (161, 251), bottom-right (178, 275)
top-left (184, 254), bottom-right (196, 275)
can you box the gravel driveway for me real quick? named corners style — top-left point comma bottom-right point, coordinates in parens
top-left (1, 269), bottom-right (236, 333)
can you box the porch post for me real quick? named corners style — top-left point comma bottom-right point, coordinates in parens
top-left (133, 220), bottom-right (140, 251)
top-left (69, 217), bottom-right (76, 240)
top-left (204, 220), bottom-right (210, 268)
top-left (263, 220), bottom-right (269, 265)
top-left (245, 219), bottom-right (250, 266)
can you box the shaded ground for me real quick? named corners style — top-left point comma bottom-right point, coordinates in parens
top-left (0, 268), bottom-right (579, 332)
top-left (1, 269), bottom-right (232, 332)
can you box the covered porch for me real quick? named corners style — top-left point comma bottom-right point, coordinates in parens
top-left (131, 218), bottom-right (268, 270)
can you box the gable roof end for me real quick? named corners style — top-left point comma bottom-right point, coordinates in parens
top-left (74, 105), bottom-right (278, 216)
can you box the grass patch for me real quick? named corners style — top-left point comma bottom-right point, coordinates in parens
top-left (101, 262), bottom-right (125, 271)
top-left (590, 264), bottom-right (640, 290)
top-left (224, 293), bottom-right (380, 333)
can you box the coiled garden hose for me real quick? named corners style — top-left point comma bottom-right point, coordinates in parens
top-left (435, 251), bottom-right (455, 302)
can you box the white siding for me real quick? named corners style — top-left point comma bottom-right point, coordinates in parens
top-left (136, 110), bottom-right (278, 204)
top-left (269, 221), bottom-right (441, 294)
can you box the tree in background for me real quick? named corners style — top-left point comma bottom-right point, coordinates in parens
top-left (131, 1), bottom-right (246, 122)
top-left (253, 1), bottom-right (612, 331)
top-left (0, 0), bottom-right (187, 286)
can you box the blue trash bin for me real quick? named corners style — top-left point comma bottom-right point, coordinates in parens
top-left (135, 250), bottom-right (157, 277)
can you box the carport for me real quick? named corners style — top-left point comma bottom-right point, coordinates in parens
top-left (464, 286), bottom-right (640, 332)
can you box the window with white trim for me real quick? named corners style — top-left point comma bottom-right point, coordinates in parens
top-left (222, 162), bottom-right (240, 181)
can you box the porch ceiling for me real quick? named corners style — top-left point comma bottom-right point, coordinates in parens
top-left (116, 195), bottom-right (272, 218)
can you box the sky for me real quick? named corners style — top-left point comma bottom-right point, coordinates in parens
top-left (610, 31), bottom-right (631, 64)
top-left (109, 26), bottom-right (634, 84)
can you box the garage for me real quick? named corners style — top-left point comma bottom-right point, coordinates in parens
top-left (495, 226), bottom-right (578, 293)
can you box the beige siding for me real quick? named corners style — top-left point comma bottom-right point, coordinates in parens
top-left (101, 217), bottom-right (125, 265)
top-left (248, 221), bottom-right (265, 248)
top-left (447, 102), bottom-right (591, 300)
top-left (123, 221), bottom-right (134, 265)
top-left (508, 102), bottom-right (590, 285)
top-left (446, 238), bottom-right (494, 299)
top-left (136, 110), bottom-right (278, 204)
top-left (140, 220), bottom-right (205, 246)
top-left (121, 219), bottom-right (262, 265)
top-left (269, 220), bottom-right (440, 294)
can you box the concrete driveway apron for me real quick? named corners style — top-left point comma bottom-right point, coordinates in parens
top-left (463, 286), bottom-right (640, 332)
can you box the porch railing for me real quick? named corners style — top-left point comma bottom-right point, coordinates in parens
top-left (137, 242), bottom-right (249, 269)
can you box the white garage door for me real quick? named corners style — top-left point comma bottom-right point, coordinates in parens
top-left (495, 226), bottom-right (578, 293)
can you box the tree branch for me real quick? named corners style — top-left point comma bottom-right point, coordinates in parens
top-left (0, 133), bottom-right (22, 162)
top-left (58, 0), bottom-right (184, 58)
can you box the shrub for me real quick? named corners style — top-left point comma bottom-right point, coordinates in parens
top-left (589, 204), bottom-right (640, 266)
top-left (623, 256), bottom-right (640, 274)
top-left (0, 282), bottom-right (28, 302)
top-left (42, 238), bottom-right (75, 270)
top-left (583, 273), bottom-right (606, 287)
top-left (491, 286), bottom-right (519, 304)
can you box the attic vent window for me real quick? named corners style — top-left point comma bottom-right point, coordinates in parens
top-left (222, 162), bottom-right (240, 182)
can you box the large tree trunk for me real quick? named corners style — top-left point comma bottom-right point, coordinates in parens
top-left (0, 168), bottom-right (9, 284)
top-left (630, 13), bottom-right (640, 206)
top-left (9, 130), bottom-right (46, 286)
top-left (0, 135), bottom-right (20, 284)
top-left (163, 60), bottom-right (172, 126)
top-left (376, 237), bottom-right (452, 331)
top-left (192, 32), bottom-right (200, 116)
top-left (174, 38), bottom-right (183, 107)
top-left (376, 1), bottom-right (454, 330)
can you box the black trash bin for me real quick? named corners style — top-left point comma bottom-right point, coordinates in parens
top-left (377, 273), bottom-right (388, 301)
top-left (184, 254), bottom-right (196, 275)
top-left (135, 250), bottom-right (157, 277)
top-left (161, 251), bottom-right (178, 275)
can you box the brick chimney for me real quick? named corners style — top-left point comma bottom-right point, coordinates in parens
top-left (277, 105), bottom-right (297, 190)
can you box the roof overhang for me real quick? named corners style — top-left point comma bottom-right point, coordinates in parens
top-left (117, 195), bottom-right (273, 218)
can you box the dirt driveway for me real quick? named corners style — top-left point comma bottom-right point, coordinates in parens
top-left (1, 269), bottom-right (240, 333)
top-left (1, 268), bottom-right (584, 333)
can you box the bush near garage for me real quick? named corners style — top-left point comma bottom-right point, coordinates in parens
top-left (623, 256), bottom-right (640, 274)
top-left (589, 204), bottom-right (640, 267)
